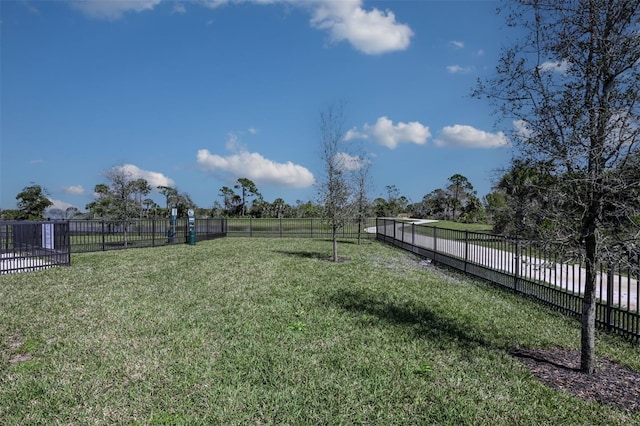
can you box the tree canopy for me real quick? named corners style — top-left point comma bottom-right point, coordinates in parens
top-left (15, 184), bottom-right (53, 220)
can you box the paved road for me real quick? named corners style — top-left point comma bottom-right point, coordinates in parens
top-left (376, 222), bottom-right (638, 311)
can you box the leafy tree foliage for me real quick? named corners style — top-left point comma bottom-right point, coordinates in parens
top-left (157, 185), bottom-right (178, 217)
top-left (234, 177), bottom-right (262, 217)
top-left (476, 0), bottom-right (640, 373)
top-left (15, 184), bottom-right (53, 220)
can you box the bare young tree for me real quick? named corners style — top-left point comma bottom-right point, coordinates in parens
top-left (318, 103), bottom-right (352, 262)
top-left (477, 0), bottom-right (640, 373)
top-left (353, 151), bottom-right (372, 245)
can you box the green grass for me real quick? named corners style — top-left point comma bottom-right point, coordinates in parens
top-left (429, 220), bottom-right (493, 232)
top-left (1, 238), bottom-right (638, 424)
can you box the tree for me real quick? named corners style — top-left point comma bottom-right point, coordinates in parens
top-left (446, 174), bottom-right (475, 221)
top-left (476, 0), bottom-right (640, 373)
top-left (219, 186), bottom-right (241, 216)
top-left (353, 153), bottom-right (372, 244)
top-left (295, 200), bottom-right (322, 218)
top-left (88, 167), bottom-right (150, 246)
top-left (169, 190), bottom-right (195, 218)
top-left (234, 177), bottom-right (261, 217)
top-left (318, 103), bottom-right (352, 262)
top-left (16, 184), bottom-right (53, 220)
top-left (157, 185), bottom-right (178, 217)
top-left (422, 189), bottom-right (449, 220)
top-left (133, 179), bottom-right (151, 218)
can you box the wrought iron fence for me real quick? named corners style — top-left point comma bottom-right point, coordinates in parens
top-left (69, 218), bottom-right (226, 253)
top-left (226, 218), bottom-right (377, 239)
top-left (0, 221), bottom-right (71, 274)
top-left (376, 218), bottom-right (640, 341)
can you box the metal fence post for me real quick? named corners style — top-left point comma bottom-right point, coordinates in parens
top-left (464, 230), bottom-right (469, 273)
top-left (607, 263), bottom-right (614, 330)
top-left (514, 237), bottom-right (520, 293)
top-left (101, 220), bottom-right (106, 251)
top-left (433, 226), bottom-right (438, 260)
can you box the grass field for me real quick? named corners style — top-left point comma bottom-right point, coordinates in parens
top-left (428, 220), bottom-right (494, 232)
top-left (1, 238), bottom-right (638, 424)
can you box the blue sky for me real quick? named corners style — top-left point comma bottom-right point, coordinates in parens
top-left (1, 0), bottom-right (517, 213)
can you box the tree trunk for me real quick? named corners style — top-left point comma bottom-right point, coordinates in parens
top-left (581, 231), bottom-right (598, 374)
top-left (332, 226), bottom-right (339, 262)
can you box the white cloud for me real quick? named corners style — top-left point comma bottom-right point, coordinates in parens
top-left (173, 3), bottom-right (187, 14)
top-left (449, 40), bottom-right (464, 49)
top-left (248, 127), bottom-right (258, 135)
top-left (476, 49), bottom-right (485, 56)
top-left (63, 185), bottom-right (85, 195)
top-left (344, 127), bottom-right (368, 142)
top-left (446, 65), bottom-right (473, 74)
top-left (225, 132), bottom-right (247, 152)
top-left (46, 199), bottom-right (77, 212)
top-left (435, 125), bottom-right (510, 148)
top-left (113, 164), bottom-right (175, 188)
top-left (347, 116), bottom-right (430, 149)
top-left (537, 60), bottom-right (571, 74)
top-left (69, 0), bottom-right (162, 20)
top-left (513, 119), bottom-right (533, 139)
top-left (197, 149), bottom-right (315, 188)
top-left (68, 0), bottom-right (413, 54)
top-left (332, 152), bottom-right (367, 172)
top-left (309, 0), bottom-right (413, 54)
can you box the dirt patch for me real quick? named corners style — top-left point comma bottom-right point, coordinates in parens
top-left (513, 347), bottom-right (640, 412)
top-left (9, 353), bottom-right (33, 363)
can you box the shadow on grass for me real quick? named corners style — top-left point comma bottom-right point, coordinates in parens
top-left (329, 289), bottom-right (505, 354)
top-left (274, 250), bottom-right (327, 260)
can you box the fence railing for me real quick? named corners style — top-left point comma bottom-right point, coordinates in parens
top-left (376, 218), bottom-right (640, 341)
top-left (69, 218), bottom-right (227, 253)
top-left (226, 218), bottom-right (377, 239)
top-left (0, 221), bottom-right (71, 274)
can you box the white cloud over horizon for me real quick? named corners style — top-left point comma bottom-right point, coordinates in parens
top-left (63, 185), bottom-right (85, 195)
top-left (46, 198), bottom-right (77, 212)
top-left (196, 149), bottom-right (315, 188)
top-left (345, 116), bottom-right (430, 149)
top-left (67, 0), bottom-right (413, 54)
top-left (435, 125), bottom-right (510, 148)
top-left (113, 164), bottom-right (176, 188)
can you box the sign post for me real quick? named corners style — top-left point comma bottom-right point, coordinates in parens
top-left (168, 208), bottom-right (177, 244)
top-left (188, 209), bottom-right (196, 245)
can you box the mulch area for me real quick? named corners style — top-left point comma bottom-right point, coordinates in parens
top-left (512, 347), bottom-right (640, 412)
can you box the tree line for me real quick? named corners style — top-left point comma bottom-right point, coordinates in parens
top-left (1, 172), bottom-right (488, 224)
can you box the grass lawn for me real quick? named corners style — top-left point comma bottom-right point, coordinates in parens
top-left (1, 238), bottom-right (638, 424)
top-left (428, 220), bottom-right (493, 232)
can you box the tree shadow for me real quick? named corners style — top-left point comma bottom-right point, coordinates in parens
top-left (328, 289), bottom-right (503, 354)
top-left (273, 250), bottom-right (327, 260)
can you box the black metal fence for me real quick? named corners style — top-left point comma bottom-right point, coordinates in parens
top-left (0, 221), bottom-right (71, 274)
top-left (69, 218), bottom-right (227, 253)
top-left (376, 218), bottom-right (640, 341)
top-left (226, 218), bottom-right (377, 239)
